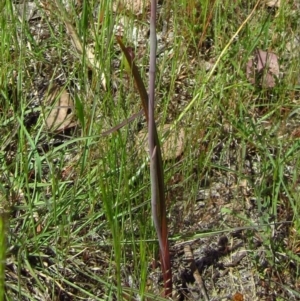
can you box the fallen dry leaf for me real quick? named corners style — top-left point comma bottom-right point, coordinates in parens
top-left (136, 124), bottom-right (185, 161)
top-left (232, 292), bottom-right (244, 301)
top-left (44, 87), bottom-right (77, 132)
top-left (291, 127), bottom-right (300, 138)
top-left (265, 0), bottom-right (281, 8)
top-left (40, 1), bottom-right (106, 90)
top-left (64, 20), bottom-right (107, 90)
top-left (113, 0), bottom-right (149, 14)
top-left (15, 2), bottom-right (41, 21)
top-left (246, 49), bottom-right (280, 88)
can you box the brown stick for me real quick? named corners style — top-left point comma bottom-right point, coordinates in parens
top-left (183, 245), bottom-right (209, 301)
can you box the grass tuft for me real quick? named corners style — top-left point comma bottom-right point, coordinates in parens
top-left (1, 0), bottom-right (300, 300)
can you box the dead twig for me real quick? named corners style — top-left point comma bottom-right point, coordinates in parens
top-left (183, 245), bottom-right (209, 301)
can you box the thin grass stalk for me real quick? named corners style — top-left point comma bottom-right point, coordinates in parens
top-left (116, 30), bottom-right (172, 297)
top-left (0, 213), bottom-right (6, 301)
top-left (148, 0), bottom-right (172, 296)
top-left (148, 0), bottom-right (159, 248)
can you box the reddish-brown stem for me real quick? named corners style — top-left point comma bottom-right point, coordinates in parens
top-left (116, 31), bottom-right (172, 297)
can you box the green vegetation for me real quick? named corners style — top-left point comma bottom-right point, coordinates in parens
top-left (1, 0), bottom-right (299, 300)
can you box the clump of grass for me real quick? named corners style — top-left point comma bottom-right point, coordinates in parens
top-left (1, 0), bottom-right (300, 300)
